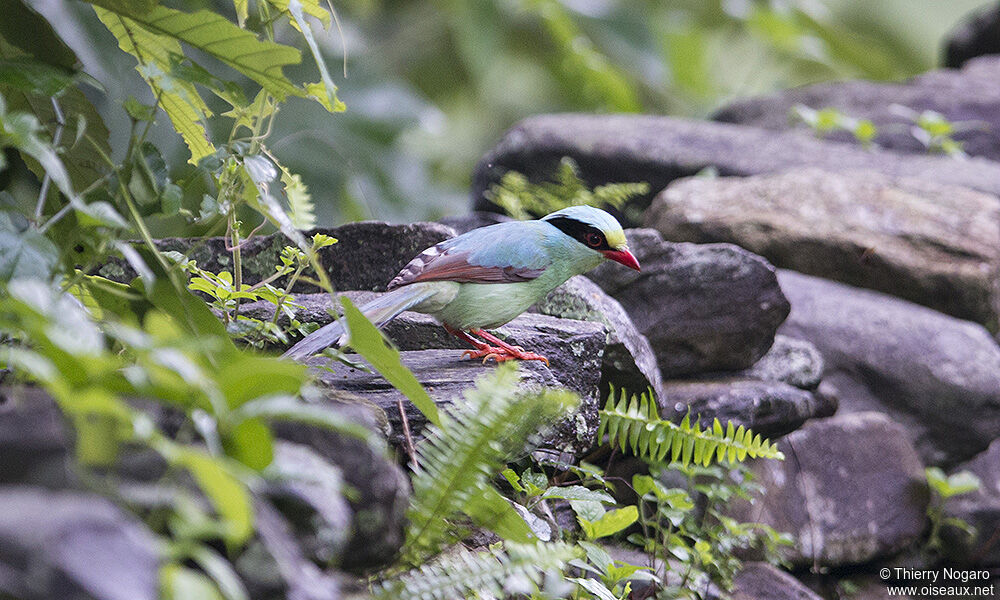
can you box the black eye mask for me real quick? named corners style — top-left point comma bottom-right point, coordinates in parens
top-left (544, 216), bottom-right (614, 251)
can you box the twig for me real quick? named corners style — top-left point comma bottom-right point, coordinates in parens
top-left (34, 98), bottom-right (66, 222)
top-left (397, 397), bottom-right (419, 470)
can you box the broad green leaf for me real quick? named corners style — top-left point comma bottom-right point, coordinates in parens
top-left (0, 108), bottom-right (77, 202)
top-left (216, 355), bottom-right (307, 408)
top-left (0, 57), bottom-right (76, 96)
top-left (0, 0), bottom-right (79, 71)
top-left (0, 42), bottom-right (112, 193)
top-left (580, 505), bottom-right (638, 540)
top-left (188, 546), bottom-right (250, 600)
top-left (568, 578), bottom-right (620, 600)
top-left (166, 446), bottom-right (255, 544)
top-left (161, 564), bottom-right (225, 600)
top-left (541, 485), bottom-right (615, 504)
top-left (223, 417), bottom-right (274, 471)
top-left (88, 2), bottom-right (302, 100)
top-left (233, 395), bottom-right (378, 446)
top-left (0, 212), bottom-right (58, 282)
top-left (464, 486), bottom-right (536, 543)
top-left (93, 7), bottom-right (215, 164)
top-left (341, 296), bottom-right (441, 427)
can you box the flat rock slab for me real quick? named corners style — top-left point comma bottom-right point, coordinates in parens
top-left (729, 412), bottom-right (929, 568)
top-left (470, 114), bottom-right (1000, 222)
top-left (662, 378), bottom-right (834, 439)
top-left (649, 168), bottom-right (1000, 330)
top-left (0, 487), bottom-right (160, 600)
top-left (714, 57), bottom-right (1000, 161)
top-left (777, 269), bottom-right (1000, 466)
top-left (309, 345), bottom-right (604, 456)
top-left (587, 229), bottom-right (789, 377)
top-left (531, 275), bottom-right (663, 399)
top-left (98, 221), bottom-right (456, 292)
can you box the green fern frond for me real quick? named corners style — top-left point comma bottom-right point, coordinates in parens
top-left (598, 387), bottom-right (784, 466)
top-left (379, 541), bottom-right (579, 600)
top-left (404, 364), bottom-right (578, 563)
top-left (486, 157), bottom-right (649, 220)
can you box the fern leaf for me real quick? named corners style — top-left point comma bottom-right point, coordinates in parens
top-left (280, 170), bottom-right (315, 230)
top-left (89, 2), bottom-right (302, 100)
top-left (379, 541), bottom-right (578, 600)
top-left (599, 389), bottom-right (784, 467)
top-left (404, 364), bottom-right (578, 563)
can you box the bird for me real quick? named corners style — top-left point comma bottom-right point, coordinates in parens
top-left (282, 205), bottom-right (640, 364)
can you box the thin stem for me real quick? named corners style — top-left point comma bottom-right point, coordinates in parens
top-left (228, 210), bottom-right (243, 319)
top-left (34, 98), bottom-right (66, 222)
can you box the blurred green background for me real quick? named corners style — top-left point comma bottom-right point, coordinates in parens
top-left (36, 0), bottom-right (992, 224)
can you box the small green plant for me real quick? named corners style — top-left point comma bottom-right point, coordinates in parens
top-left (169, 233), bottom-right (336, 347)
top-left (486, 157), bottom-right (649, 221)
top-left (792, 104), bottom-right (877, 147)
top-left (889, 104), bottom-right (970, 158)
top-left (924, 466), bottom-right (980, 554)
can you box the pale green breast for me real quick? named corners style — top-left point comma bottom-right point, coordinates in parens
top-left (429, 258), bottom-right (591, 330)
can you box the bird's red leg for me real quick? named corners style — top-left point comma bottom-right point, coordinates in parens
top-left (470, 328), bottom-right (549, 366)
top-left (443, 324), bottom-right (505, 363)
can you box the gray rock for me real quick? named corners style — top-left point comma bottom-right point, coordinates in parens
top-left (732, 562), bottom-right (822, 600)
top-left (0, 386), bottom-right (71, 486)
top-left (470, 114), bottom-right (1000, 222)
top-left (242, 293), bottom-right (608, 457)
top-left (945, 5), bottom-right (1000, 68)
top-left (648, 169), bottom-right (1000, 330)
top-left (0, 487), bottom-right (160, 600)
top-left (663, 378), bottom-right (834, 439)
top-left (740, 335), bottom-right (824, 391)
top-left (728, 412), bottom-right (929, 568)
top-left (777, 269), bottom-right (1000, 466)
top-left (265, 441), bottom-right (353, 566)
top-left (531, 275), bottom-right (663, 398)
top-left (99, 221), bottom-right (456, 292)
top-left (308, 324), bottom-right (605, 457)
top-left (943, 439), bottom-right (1000, 566)
top-left (587, 229), bottom-right (789, 377)
top-left (270, 392), bottom-right (409, 572)
top-left (714, 57), bottom-right (1000, 161)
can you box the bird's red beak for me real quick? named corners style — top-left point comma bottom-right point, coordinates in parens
top-left (602, 248), bottom-right (640, 271)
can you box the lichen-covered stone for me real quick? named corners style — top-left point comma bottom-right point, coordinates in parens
top-left (532, 275), bottom-right (663, 399)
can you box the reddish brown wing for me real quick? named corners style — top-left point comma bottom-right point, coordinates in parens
top-left (387, 244), bottom-right (544, 290)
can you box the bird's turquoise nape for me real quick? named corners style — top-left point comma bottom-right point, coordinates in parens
top-left (282, 206), bottom-right (640, 364)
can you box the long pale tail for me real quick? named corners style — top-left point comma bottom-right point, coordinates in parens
top-left (282, 285), bottom-right (438, 360)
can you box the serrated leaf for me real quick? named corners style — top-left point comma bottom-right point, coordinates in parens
top-left (94, 7), bottom-right (215, 163)
top-left (88, 1), bottom-right (302, 100)
top-left (285, 0), bottom-right (344, 112)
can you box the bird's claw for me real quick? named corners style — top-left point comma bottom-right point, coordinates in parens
top-left (461, 346), bottom-right (549, 366)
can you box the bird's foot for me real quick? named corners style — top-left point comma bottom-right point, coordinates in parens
top-left (461, 346), bottom-right (549, 366)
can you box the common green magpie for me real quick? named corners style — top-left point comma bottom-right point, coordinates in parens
top-left (283, 206), bottom-right (640, 364)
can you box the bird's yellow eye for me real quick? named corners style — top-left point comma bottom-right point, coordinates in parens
top-left (585, 232), bottom-right (603, 247)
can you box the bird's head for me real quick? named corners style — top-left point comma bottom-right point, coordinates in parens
top-left (542, 206), bottom-right (640, 271)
